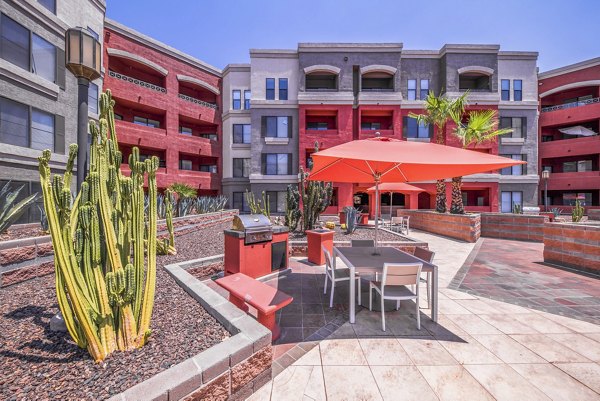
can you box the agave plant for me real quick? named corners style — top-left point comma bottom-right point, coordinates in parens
top-left (193, 195), bottom-right (227, 214)
top-left (0, 181), bottom-right (39, 234)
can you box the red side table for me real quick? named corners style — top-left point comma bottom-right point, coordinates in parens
top-left (306, 229), bottom-right (334, 265)
top-left (359, 213), bottom-right (369, 225)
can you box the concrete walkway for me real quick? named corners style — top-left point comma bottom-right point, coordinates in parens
top-left (247, 230), bottom-right (600, 401)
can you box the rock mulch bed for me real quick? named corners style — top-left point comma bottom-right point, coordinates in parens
top-left (289, 226), bottom-right (404, 242)
top-left (0, 220), bottom-right (232, 401)
top-left (0, 226), bottom-right (47, 242)
top-left (188, 262), bottom-right (224, 281)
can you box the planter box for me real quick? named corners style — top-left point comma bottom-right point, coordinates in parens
top-left (306, 229), bottom-right (334, 265)
top-left (338, 212), bottom-right (346, 225)
top-left (359, 213), bottom-right (369, 225)
top-left (397, 210), bottom-right (480, 243)
top-left (481, 213), bottom-right (548, 242)
top-left (543, 222), bottom-right (600, 274)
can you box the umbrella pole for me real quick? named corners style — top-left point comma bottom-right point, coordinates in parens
top-left (389, 191), bottom-right (393, 227)
top-left (374, 180), bottom-right (380, 255)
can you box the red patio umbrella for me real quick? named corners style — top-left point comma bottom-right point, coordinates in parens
top-left (367, 182), bottom-right (424, 223)
top-left (309, 137), bottom-right (525, 251)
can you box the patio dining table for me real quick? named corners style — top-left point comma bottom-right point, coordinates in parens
top-left (333, 246), bottom-right (438, 324)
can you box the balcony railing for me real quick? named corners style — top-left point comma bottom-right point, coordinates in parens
top-left (178, 93), bottom-right (218, 110)
top-left (108, 70), bottom-right (166, 93)
top-left (541, 97), bottom-right (600, 113)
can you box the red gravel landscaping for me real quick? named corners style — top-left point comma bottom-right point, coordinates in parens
top-left (289, 226), bottom-right (406, 242)
top-left (0, 220), bottom-right (232, 401)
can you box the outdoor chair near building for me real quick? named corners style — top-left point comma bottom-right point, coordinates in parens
top-left (390, 216), bottom-right (410, 235)
top-left (413, 247), bottom-right (435, 309)
top-left (322, 246), bottom-right (361, 308)
top-left (369, 263), bottom-right (423, 331)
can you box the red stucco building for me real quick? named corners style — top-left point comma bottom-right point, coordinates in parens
top-left (538, 58), bottom-right (600, 211)
top-left (103, 19), bottom-right (222, 194)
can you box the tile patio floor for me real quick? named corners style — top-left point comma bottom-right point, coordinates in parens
top-left (239, 230), bottom-right (600, 400)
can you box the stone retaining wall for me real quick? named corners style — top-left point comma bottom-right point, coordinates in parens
top-left (0, 210), bottom-right (238, 287)
top-left (543, 222), bottom-right (600, 274)
top-left (481, 213), bottom-right (548, 242)
top-left (107, 259), bottom-right (272, 401)
top-left (397, 210), bottom-right (481, 243)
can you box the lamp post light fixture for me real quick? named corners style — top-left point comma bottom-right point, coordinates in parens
top-left (65, 27), bottom-right (102, 190)
top-left (542, 170), bottom-right (550, 212)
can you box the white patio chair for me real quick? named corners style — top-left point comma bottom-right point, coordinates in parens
top-left (369, 262), bottom-right (422, 331)
top-left (322, 246), bottom-right (361, 308)
top-left (413, 247), bottom-right (435, 309)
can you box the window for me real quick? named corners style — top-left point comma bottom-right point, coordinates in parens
top-left (232, 90), bottom-right (241, 110)
top-left (1, 14), bottom-right (30, 71)
top-left (133, 116), bottom-right (160, 128)
top-left (38, 0), bottom-right (56, 13)
top-left (562, 192), bottom-right (592, 206)
top-left (361, 72), bottom-right (393, 91)
top-left (459, 73), bottom-right (490, 91)
top-left (513, 80), bottom-right (522, 101)
top-left (499, 117), bottom-right (526, 138)
top-left (88, 82), bottom-right (99, 114)
top-left (199, 165), bottom-right (217, 173)
top-left (244, 90), bottom-right (251, 109)
top-left (180, 126), bottom-right (192, 136)
top-left (266, 78), bottom-right (275, 100)
top-left (361, 122), bottom-right (381, 130)
top-left (179, 159), bottom-right (193, 170)
top-left (233, 124), bottom-right (251, 144)
top-left (306, 73), bottom-right (337, 90)
top-left (263, 153), bottom-right (291, 175)
top-left (563, 160), bottom-right (593, 173)
top-left (263, 116), bottom-right (290, 138)
top-left (407, 79), bottom-right (416, 101)
top-left (200, 133), bottom-right (217, 141)
top-left (501, 79), bottom-right (510, 101)
top-left (266, 191), bottom-right (287, 213)
top-left (500, 154), bottom-right (526, 175)
top-left (279, 78), bottom-right (288, 100)
top-left (233, 192), bottom-right (250, 213)
top-left (501, 191), bottom-right (522, 213)
top-left (419, 79), bottom-right (429, 100)
top-left (32, 33), bottom-right (56, 82)
top-left (233, 158), bottom-right (251, 178)
top-left (114, 113), bottom-right (123, 120)
top-left (307, 122), bottom-right (329, 131)
top-left (30, 109), bottom-right (54, 151)
top-left (403, 117), bottom-right (432, 139)
top-left (1, 97), bottom-right (62, 153)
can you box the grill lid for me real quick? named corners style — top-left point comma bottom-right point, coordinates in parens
top-left (232, 214), bottom-right (272, 231)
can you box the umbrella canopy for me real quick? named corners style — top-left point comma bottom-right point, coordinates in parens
top-left (558, 125), bottom-right (597, 137)
top-left (310, 137), bottom-right (525, 183)
top-left (309, 137), bottom-right (525, 252)
top-left (366, 182), bottom-right (424, 194)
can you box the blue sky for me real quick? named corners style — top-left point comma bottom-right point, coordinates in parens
top-left (106, 0), bottom-right (600, 72)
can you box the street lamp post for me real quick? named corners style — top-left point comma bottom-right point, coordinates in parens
top-left (65, 28), bottom-right (102, 190)
top-left (542, 170), bottom-right (550, 212)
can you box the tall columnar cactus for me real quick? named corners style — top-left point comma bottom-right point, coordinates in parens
top-left (245, 190), bottom-right (270, 218)
top-left (572, 199), bottom-right (584, 222)
top-left (38, 89), bottom-right (158, 362)
top-left (157, 189), bottom-right (176, 255)
top-left (284, 184), bottom-right (301, 231)
top-left (299, 167), bottom-right (333, 231)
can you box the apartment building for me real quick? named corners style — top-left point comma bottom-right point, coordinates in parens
top-left (0, 0), bottom-right (105, 222)
top-left (102, 19), bottom-right (222, 194)
top-left (538, 57), bottom-right (600, 211)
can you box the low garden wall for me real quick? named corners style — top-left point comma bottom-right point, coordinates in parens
top-left (397, 210), bottom-right (481, 243)
top-left (543, 222), bottom-right (600, 274)
top-left (107, 259), bottom-right (272, 401)
top-left (481, 213), bottom-right (548, 242)
top-left (0, 210), bottom-right (238, 287)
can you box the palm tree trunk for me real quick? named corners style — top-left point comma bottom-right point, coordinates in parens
top-left (435, 179), bottom-right (446, 213)
top-left (450, 176), bottom-right (464, 214)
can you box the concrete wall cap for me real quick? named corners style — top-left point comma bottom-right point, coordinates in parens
top-left (457, 65), bottom-right (494, 76)
top-left (106, 48), bottom-right (168, 76)
top-left (360, 64), bottom-right (397, 75)
top-left (176, 74), bottom-right (220, 95)
top-left (303, 65), bottom-right (341, 75)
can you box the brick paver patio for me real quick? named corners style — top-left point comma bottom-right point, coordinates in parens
top-left (240, 230), bottom-right (600, 400)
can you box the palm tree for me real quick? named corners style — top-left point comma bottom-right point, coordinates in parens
top-left (409, 91), bottom-right (468, 213)
top-left (448, 109), bottom-right (513, 214)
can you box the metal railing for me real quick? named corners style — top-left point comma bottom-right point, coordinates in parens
top-left (541, 97), bottom-right (600, 113)
top-left (108, 70), bottom-right (166, 93)
top-left (178, 93), bottom-right (218, 110)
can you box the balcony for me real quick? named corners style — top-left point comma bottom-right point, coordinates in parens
top-left (547, 171), bottom-right (600, 191)
top-left (540, 134), bottom-right (600, 158)
top-left (108, 70), bottom-right (166, 94)
top-left (178, 93), bottom-right (218, 110)
top-left (539, 99), bottom-right (600, 127)
top-left (114, 119), bottom-right (167, 148)
top-left (541, 97), bottom-right (600, 113)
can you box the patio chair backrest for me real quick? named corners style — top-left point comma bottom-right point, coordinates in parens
top-left (322, 245), bottom-right (334, 274)
top-left (381, 263), bottom-right (422, 288)
top-left (413, 247), bottom-right (435, 263)
top-left (391, 216), bottom-right (403, 225)
top-left (351, 239), bottom-right (375, 247)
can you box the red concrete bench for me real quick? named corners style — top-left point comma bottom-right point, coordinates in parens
top-left (216, 273), bottom-right (293, 341)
